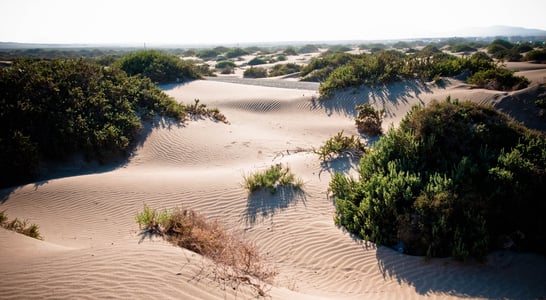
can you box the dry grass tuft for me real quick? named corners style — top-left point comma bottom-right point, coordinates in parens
top-left (0, 210), bottom-right (43, 240)
top-left (136, 205), bottom-right (276, 296)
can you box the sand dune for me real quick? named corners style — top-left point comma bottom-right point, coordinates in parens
top-left (1, 65), bottom-right (546, 299)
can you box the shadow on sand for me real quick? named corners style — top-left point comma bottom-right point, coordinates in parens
top-left (0, 116), bottom-right (185, 204)
top-left (244, 186), bottom-right (306, 225)
top-left (311, 80), bottom-right (432, 118)
top-left (375, 246), bottom-right (546, 298)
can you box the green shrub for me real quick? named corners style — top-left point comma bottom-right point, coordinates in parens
top-left (0, 58), bottom-right (186, 188)
top-left (243, 66), bottom-right (267, 78)
top-left (215, 60), bottom-right (236, 69)
top-left (314, 131), bottom-right (366, 161)
top-left (523, 49), bottom-right (546, 63)
top-left (332, 99), bottom-right (546, 260)
top-left (116, 50), bottom-right (201, 84)
top-left (468, 68), bottom-right (530, 91)
top-left (268, 63), bottom-right (301, 77)
top-left (247, 57), bottom-right (267, 66)
top-left (225, 47), bottom-right (249, 59)
top-left (243, 164), bottom-right (303, 194)
top-left (355, 104), bottom-right (384, 136)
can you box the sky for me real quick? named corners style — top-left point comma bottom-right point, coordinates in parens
top-left (1, 0), bottom-right (546, 45)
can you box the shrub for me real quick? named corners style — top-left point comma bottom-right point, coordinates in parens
top-left (243, 164), bottom-right (303, 194)
top-left (315, 131), bottom-right (366, 161)
top-left (215, 60), bottom-right (236, 69)
top-left (0, 58), bottom-right (187, 188)
top-left (247, 57), bottom-right (267, 66)
top-left (268, 63), bottom-right (301, 77)
top-left (332, 99), bottom-right (546, 260)
top-left (523, 49), bottom-right (546, 63)
top-left (468, 68), bottom-right (530, 91)
top-left (243, 66), bottom-right (267, 78)
top-left (116, 50), bottom-right (201, 84)
top-left (355, 104), bottom-right (384, 136)
top-left (225, 47), bottom-right (249, 59)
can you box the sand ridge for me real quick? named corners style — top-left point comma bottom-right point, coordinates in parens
top-left (1, 64), bottom-right (546, 299)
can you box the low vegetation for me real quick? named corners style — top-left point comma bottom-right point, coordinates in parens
top-left (268, 63), bottom-right (301, 77)
top-left (355, 104), bottom-right (384, 136)
top-left (0, 210), bottom-right (42, 240)
top-left (330, 99), bottom-right (546, 260)
top-left (314, 131), bottom-right (366, 161)
top-left (116, 50), bottom-right (201, 84)
top-left (243, 66), bottom-right (267, 78)
top-left (0, 58), bottom-right (226, 188)
top-left (185, 99), bottom-right (228, 123)
top-left (136, 205), bottom-right (275, 294)
top-left (243, 164), bottom-right (304, 194)
top-left (314, 49), bottom-right (529, 96)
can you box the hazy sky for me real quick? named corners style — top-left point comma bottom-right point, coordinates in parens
top-left (1, 0), bottom-right (545, 45)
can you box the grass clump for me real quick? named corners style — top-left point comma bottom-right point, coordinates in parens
top-left (243, 66), bottom-right (267, 78)
top-left (136, 205), bottom-right (276, 294)
top-left (315, 131), bottom-right (366, 161)
top-left (0, 210), bottom-right (43, 240)
top-left (185, 99), bottom-right (228, 124)
top-left (243, 164), bottom-right (304, 194)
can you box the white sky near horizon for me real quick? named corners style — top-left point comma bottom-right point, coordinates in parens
top-left (1, 0), bottom-right (546, 45)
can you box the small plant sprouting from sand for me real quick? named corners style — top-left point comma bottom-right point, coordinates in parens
top-left (185, 99), bottom-right (229, 124)
top-left (314, 130), bottom-right (367, 161)
top-left (355, 103), bottom-right (384, 137)
top-left (0, 210), bottom-right (43, 240)
top-left (136, 205), bottom-right (276, 296)
top-left (243, 164), bottom-right (304, 194)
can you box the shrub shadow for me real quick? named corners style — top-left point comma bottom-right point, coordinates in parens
top-left (375, 246), bottom-right (546, 298)
top-left (245, 186), bottom-right (306, 225)
top-left (0, 116), bottom-right (185, 203)
top-left (311, 80), bottom-right (431, 118)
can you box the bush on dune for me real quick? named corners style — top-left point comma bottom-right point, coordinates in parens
top-left (116, 50), bottom-right (201, 84)
top-left (0, 210), bottom-right (42, 240)
top-left (316, 49), bottom-right (529, 96)
top-left (331, 98), bottom-right (546, 260)
top-left (0, 58), bottom-right (186, 188)
top-left (243, 66), bottom-right (267, 78)
top-left (268, 63), bottom-right (301, 77)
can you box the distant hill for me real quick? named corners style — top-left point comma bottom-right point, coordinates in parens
top-left (454, 25), bottom-right (546, 38)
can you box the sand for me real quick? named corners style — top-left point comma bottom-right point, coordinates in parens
top-left (1, 57), bottom-right (546, 299)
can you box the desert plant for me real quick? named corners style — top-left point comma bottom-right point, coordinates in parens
top-left (268, 63), bottom-right (301, 77)
top-left (185, 99), bottom-right (228, 123)
top-left (247, 57), bottom-right (267, 66)
top-left (243, 66), bottom-right (267, 78)
top-left (332, 99), bottom-right (546, 260)
top-left (0, 211), bottom-right (43, 240)
top-left (355, 104), bottom-right (384, 136)
top-left (136, 205), bottom-right (276, 294)
top-left (315, 131), bottom-right (366, 161)
top-left (243, 164), bottom-right (303, 194)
